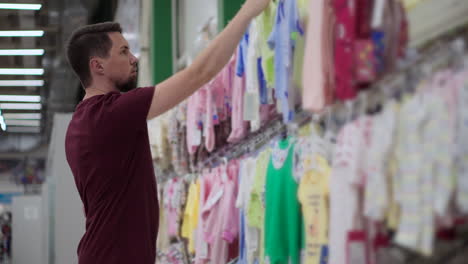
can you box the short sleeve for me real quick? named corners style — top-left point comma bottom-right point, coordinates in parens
top-left (108, 86), bottom-right (155, 126)
top-left (267, 15), bottom-right (278, 50)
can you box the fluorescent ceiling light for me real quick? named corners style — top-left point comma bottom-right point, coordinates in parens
top-left (5, 119), bottom-right (40, 127)
top-left (0, 95), bottom-right (41, 102)
top-left (0, 4), bottom-right (42, 10)
top-left (0, 103), bottom-right (42, 110)
top-left (6, 126), bottom-right (40, 133)
top-left (0, 80), bottom-right (44, 86)
top-left (0, 115), bottom-right (5, 131)
top-left (0, 49), bottom-right (44, 56)
top-left (3, 113), bottom-right (41, 120)
top-left (0, 68), bottom-right (44, 75)
top-left (0, 30), bottom-right (44, 37)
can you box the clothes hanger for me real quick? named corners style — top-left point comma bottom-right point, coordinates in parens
top-left (221, 157), bottom-right (229, 182)
top-left (356, 92), bottom-right (368, 117)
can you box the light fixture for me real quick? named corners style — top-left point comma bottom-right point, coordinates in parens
top-left (0, 4), bottom-right (42, 10)
top-left (0, 103), bottom-right (42, 110)
top-left (5, 119), bottom-right (40, 127)
top-left (6, 126), bottom-right (40, 133)
top-left (0, 30), bottom-right (44, 37)
top-left (0, 68), bottom-right (44, 75)
top-left (3, 113), bottom-right (41, 120)
top-left (0, 115), bottom-right (5, 131)
top-left (0, 95), bottom-right (41, 102)
top-left (0, 80), bottom-right (44, 86)
top-left (0, 49), bottom-right (45, 56)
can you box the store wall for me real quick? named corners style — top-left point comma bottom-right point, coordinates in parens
top-left (0, 182), bottom-right (22, 193)
top-left (183, 0), bottom-right (217, 59)
top-left (12, 195), bottom-right (43, 264)
top-left (45, 113), bottom-right (85, 264)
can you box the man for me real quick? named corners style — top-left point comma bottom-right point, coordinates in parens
top-left (64, 0), bottom-right (270, 263)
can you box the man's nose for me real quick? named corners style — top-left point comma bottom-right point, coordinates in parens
top-left (130, 53), bottom-right (138, 65)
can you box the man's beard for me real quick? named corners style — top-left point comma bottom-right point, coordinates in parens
top-left (116, 76), bottom-right (138, 93)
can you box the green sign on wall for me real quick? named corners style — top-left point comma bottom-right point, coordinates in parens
top-left (151, 0), bottom-right (245, 84)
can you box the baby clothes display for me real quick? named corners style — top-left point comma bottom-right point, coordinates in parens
top-left (147, 0), bottom-right (412, 170)
top-left (150, 1), bottom-right (468, 264)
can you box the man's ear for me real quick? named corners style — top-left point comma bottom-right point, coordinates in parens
top-left (90, 57), bottom-right (105, 75)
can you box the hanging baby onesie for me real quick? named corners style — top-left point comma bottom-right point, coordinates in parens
top-left (268, 0), bottom-right (301, 122)
top-left (163, 178), bottom-right (187, 238)
top-left (187, 91), bottom-right (203, 155)
top-left (168, 103), bottom-right (190, 175)
top-left (302, 0), bottom-right (335, 112)
top-left (244, 20), bottom-right (262, 132)
top-left (426, 71), bottom-right (458, 219)
top-left (228, 46), bottom-right (249, 143)
top-left (181, 179), bottom-right (200, 254)
top-left (329, 117), bottom-right (372, 264)
top-left (292, 0), bottom-right (310, 94)
top-left (334, 0), bottom-right (358, 100)
top-left (265, 137), bottom-right (303, 264)
top-left (371, 0), bottom-right (407, 74)
top-left (204, 86), bottom-right (215, 152)
top-left (211, 55), bottom-right (236, 122)
top-left (297, 154), bottom-right (331, 264)
top-left (195, 170), bottom-right (216, 264)
top-left (238, 159), bottom-right (249, 264)
top-left (157, 185), bottom-right (171, 251)
top-left (202, 162), bottom-right (240, 264)
top-left (236, 157), bottom-right (259, 264)
top-left (394, 92), bottom-right (434, 256)
top-left (364, 100), bottom-right (398, 221)
top-left (148, 113), bottom-right (172, 169)
top-left (247, 148), bottom-right (271, 264)
top-left (257, 1), bottom-right (277, 103)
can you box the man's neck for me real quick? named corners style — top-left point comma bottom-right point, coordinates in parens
top-left (83, 81), bottom-right (118, 100)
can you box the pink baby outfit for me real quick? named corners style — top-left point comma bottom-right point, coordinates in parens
top-left (228, 49), bottom-right (249, 143)
top-left (302, 0), bottom-right (335, 113)
top-left (201, 161), bottom-right (240, 264)
top-left (204, 56), bottom-right (236, 152)
top-left (186, 88), bottom-right (207, 155)
top-left (163, 178), bottom-right (186, 238)
top-left (194, 170), bottom-right (216, 264)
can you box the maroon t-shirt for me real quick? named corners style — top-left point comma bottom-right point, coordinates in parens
top-left (65, 87), bottom-right (159, 264)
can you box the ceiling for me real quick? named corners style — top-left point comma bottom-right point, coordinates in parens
top-left (0, 0), bottom-right (117, 154)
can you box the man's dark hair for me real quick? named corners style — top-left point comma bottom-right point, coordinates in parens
top-left (66, 22), bottom-right (122, 88)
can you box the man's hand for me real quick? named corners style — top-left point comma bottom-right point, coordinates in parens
top-left (242, 0), bottom-right (272, 19)
top-left (147, 0), bottom-right (271, 119)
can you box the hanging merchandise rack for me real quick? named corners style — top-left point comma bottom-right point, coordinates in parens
top-left (153, 18), bottom-right (468, 264)
top-left (196, 26), bottom-right (468, 171)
